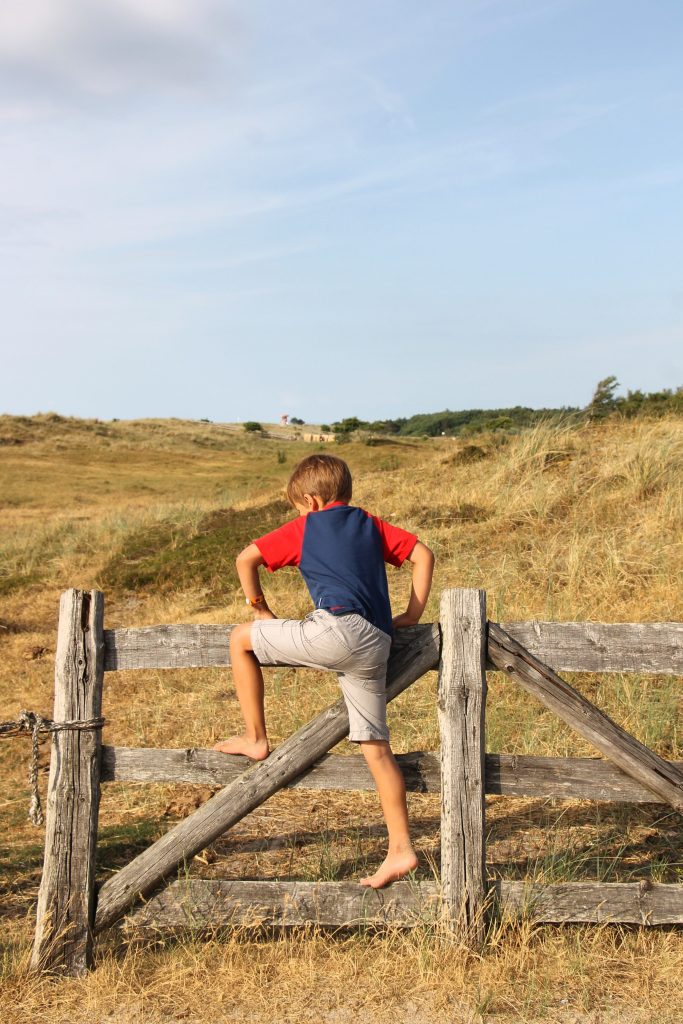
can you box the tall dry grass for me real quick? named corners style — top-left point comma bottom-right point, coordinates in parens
top-left (1, 413), bottom-right (682, 1022)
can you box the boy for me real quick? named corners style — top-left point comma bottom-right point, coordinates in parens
top-left (214, 454), bottom-right (434, 888)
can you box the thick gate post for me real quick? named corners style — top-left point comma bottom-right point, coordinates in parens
top-left (438, 588), bottom-right (488, 945)
top-left (31, 589), bottom-right (105, 975)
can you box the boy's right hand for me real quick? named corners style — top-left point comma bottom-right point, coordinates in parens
top-left (253, 607), bottom-right (276, 621)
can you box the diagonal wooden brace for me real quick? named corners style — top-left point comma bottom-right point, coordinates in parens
top-left (488, 622), bottom-right (683, 812)
top-left (94, 624), bottom-right (440, 933)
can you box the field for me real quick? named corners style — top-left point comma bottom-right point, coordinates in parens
top-left (1, 412), bottom-right (682, 1023)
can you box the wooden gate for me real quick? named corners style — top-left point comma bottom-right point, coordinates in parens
top-left (30, 589), bottom-right (683, 976)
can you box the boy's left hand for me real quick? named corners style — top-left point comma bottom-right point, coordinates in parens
top-left (392, 612), bottom-right (418, 629)
top-left (254, 608), bottom-right (276, 621)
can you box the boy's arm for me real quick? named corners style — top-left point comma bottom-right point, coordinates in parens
top-left (236, 544), bottom-right (276, 620)
top-left (392, 541), bottom-right (435, 629)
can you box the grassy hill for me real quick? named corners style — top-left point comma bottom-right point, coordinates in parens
top-left (1, 412), bottom-right (682, 1022)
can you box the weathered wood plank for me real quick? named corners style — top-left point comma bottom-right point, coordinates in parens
top-left (488, 623), bottom-right (683, 812)
top-left (483, 754), bottom-right (683, 803)
top-left (94, 624), bottom-right (442, 933)
top-left (496, 621), bottom-right (683, 674)
top-left (126, 879), bottom-right (441, 930)
top-left (100, 747), bottom-right (441, 792)
top-left (124, 879), bottom-right (683, 931)
top-left (101, 746), bottom-right (683, 803)
top-left (103, 622), bottom-right (429, 672)
top-left (438, 589), bottom-right (487, 944)
top-left (498, 880), bottom-right (683, 925)
top-left (104, 624), bottom-right (234, 671)
top-left (103, 621), bottom-right (683, 674)
top-left (31, 590), bottom-right (104, 976)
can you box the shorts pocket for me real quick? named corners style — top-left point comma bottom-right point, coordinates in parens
top-left (359, 677), bottom-right (386, 694)
top-left (301, 620), bottom-right (354, 667)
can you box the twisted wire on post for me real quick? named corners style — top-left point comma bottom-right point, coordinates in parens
top-left (25, 711), bottom-right (45, 826)
top-left (0, 710), bottom-right (105, 826)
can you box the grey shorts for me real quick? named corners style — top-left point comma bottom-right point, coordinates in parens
top-left (251, 610), bottom-right (392, 742)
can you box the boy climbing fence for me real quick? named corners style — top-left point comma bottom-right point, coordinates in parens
top-left (12, 587), bottom-right (683, 975)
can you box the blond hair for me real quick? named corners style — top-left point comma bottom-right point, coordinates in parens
top-left (286, 454), bottom-right (352, 507)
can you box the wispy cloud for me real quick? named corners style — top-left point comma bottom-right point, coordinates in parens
top-left (0, 0), bottom-right (241, 109)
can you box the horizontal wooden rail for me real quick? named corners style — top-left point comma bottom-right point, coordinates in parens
top-left (101, 747), bottom-right (683, 803)
top-left (496, 621), bottom-right (683, 675)
top-left (125, 879), bottom-right (683, 931)
top-left (102, 623), bottom-right (428, 672)
top-left (103, 621), bottom-right (683, 674)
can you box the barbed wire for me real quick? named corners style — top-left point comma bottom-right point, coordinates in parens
top-left (0, 710), bottom-right (105, 826)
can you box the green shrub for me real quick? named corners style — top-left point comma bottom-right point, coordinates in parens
top-left (243, 421), bottom-right (262, 433)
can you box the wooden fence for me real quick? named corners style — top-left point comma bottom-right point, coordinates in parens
top-left (29, 589), bottom-right (683, 976)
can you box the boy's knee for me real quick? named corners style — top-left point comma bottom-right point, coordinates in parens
top-left (230, 622), bottom-right (253, 654)
top-left (360, 739), bottom-right (393, 762)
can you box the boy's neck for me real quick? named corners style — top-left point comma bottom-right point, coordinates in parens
top-left (296, 495), bottom-right (349, 515)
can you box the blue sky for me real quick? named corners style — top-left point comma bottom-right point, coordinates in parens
top-left (1, 0), bottom-right (682, 423)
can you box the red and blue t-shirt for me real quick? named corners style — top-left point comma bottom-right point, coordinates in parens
top-left (253, 502), bottom-right (417, 636)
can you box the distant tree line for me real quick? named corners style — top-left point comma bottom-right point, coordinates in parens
top-left (328, 407), bottom-right (580, 438)
top-left (324, 378), bottom-right (682, 438)
top-left (586, 376), bottom-right (683, 421)
top-left (239, 379), bottom-right (682, 439)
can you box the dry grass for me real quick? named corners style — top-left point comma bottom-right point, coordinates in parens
top-left (3, 923), bottom-right (683, 1023)
top-left (1, 414), bottom-right (682, 1022)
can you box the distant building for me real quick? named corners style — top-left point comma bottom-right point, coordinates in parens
top-left (280, 414), bottom-right (289, 427)
top-left (303, 432), bottom-right (336, 443)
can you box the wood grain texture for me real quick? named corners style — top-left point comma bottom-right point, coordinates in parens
top-left (103, 622), bottom-right (430, 672)
top-left (104, 624), bottom-right (234, 671)
top-left (498, 880), bottom-right (683, 925)
top-left (31, 590), bottom-right (104, 976)
top-left (124, 879), bottom-right (683, 931)
top-left (126, 879), bottom-right (441, 930)
top-left (483, 753), bottom-right (683, 802)
top-left (100, 746), bottom-right (441, 793)
top-left (101, 746), bottom-right (683, 804)
top-left (496, 621), bottom-right (683, 674)
top-left (103, 620), bottom-right (683, 674)
top-left (94, 624), bottom-right (441, 933)
top-left (488, 622), bottom-right (683, 812)
top-left (438, 589), bottom-right (487, 944)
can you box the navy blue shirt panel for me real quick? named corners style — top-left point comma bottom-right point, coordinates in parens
top-left (299, 505), bottom-right (393, 635)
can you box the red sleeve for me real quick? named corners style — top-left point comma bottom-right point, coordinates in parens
top-left (252, 516), bottom-right (305, 572)
top-left (368, 513), bottom-right (418, 567)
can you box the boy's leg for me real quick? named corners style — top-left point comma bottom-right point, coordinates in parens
top-left (358, 740), bottom-right (418, 888)
top-left (214, 613), bottom-right (340, 760)
top-left (325, 615), bottom-right (417, 886)
top-left (213, 622), bottom-right (269, 760)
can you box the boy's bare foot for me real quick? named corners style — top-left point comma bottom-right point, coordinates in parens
top-left (359, 849), bottom-right (418, 889)
top-left (212, 736), bottom-right (270, 760)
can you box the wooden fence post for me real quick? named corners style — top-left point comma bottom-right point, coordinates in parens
top-left (30, 589), bottom-right (105, 975)
top-left (438, 588), bottom-right (487, 945)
